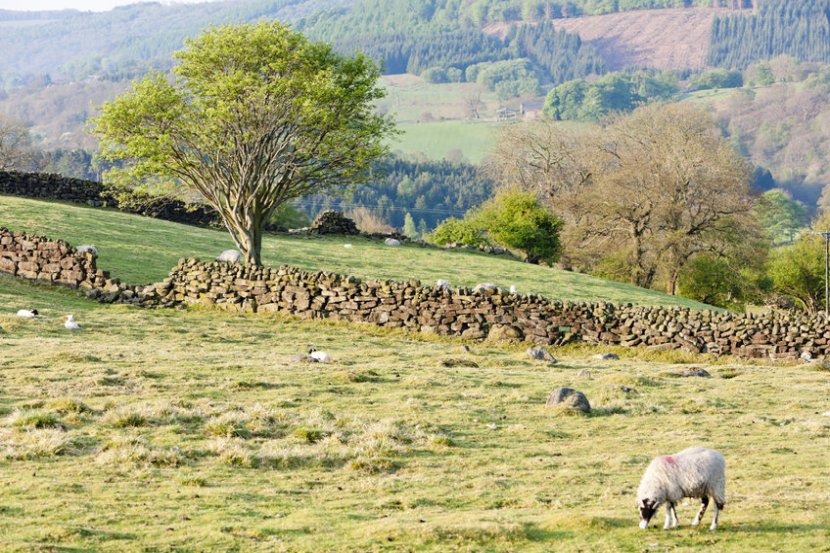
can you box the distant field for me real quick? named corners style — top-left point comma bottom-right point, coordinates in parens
top-left (392, 120), bottom-right (504, 163)
top-left (0, 195), bottom-right (712, 309)
top-left (0, 279), bottom-right (827, 551)
top-left (379, 74), bottom-right (502, 123)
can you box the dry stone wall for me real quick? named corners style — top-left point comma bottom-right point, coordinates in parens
top-left (0, 228), bottom-right (146, 304)
top-left (3, 228), bottom-right (830, 360)
top-left (141, 257), bottom-right (830, 360)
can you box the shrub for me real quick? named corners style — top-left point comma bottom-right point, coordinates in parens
top-left (429, 217), bottom-right (486, 247)
top-left (473, 191), bottom-right (563, 264)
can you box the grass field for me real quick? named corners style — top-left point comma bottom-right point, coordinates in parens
top-left (0, 195), bottom-right (712, 309)
top-left (392, 120), bottom-right (504, 163)
top-left (1, 278), bottom-right (828, 551)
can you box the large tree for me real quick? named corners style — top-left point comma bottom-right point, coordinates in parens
top-left (94, 21), bottom-right (393, 265)
top-left (485, 103), bottom-right (756, 295)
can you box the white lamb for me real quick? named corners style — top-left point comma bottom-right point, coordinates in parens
top-left (216, 249), bottom-right (242, 264)
top-left (76, 245), bottom-right (97, 256)
top-left (637, 447), bottom-right (726, 531)
top-left (308, 348), bottom-right (331, 363)
top-left (384, 238), bottom-right (401, 247)
top-left (436, 279), bottom-right (450, 289)
top-left (16, 309), bottom-right (38, 318)
top-left (64, 314), bottom-right (83, 331)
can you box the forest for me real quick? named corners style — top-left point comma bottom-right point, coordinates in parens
top-left (708, 0), bottom-right (830, 68)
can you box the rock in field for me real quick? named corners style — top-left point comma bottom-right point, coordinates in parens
top-left (677, 368), bottom-right (711, 378)
top-left (527, 346), bottom-right (557, 363)
top-left (487, 324), bottom-right (522, 342)
top-left (593, 353), bottom-right (619, 361)
top-left (546, 387), bottom-right (591, 413)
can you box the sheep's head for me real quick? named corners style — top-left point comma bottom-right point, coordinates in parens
top-left (308, 347), bottom-right (317, 354)
top-left (31, 309), bottom-right (38, 316)
top-left (638, 498), bottom-right (660, 529)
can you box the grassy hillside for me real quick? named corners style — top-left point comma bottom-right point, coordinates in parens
top-left (0, 195), bottom-right (712, 309)
top-left (0, 279), bottom-right (828, 551)
top-left (394, 121), bottom-right (503, 163)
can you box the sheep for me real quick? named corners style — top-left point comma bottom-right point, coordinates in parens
top-left (509, 285), bottom-right (518, 294)
top-left (64, 314), bottom-right (83, 331)
top-left (308, 347), bottom-right (331, 363)
top-left (473, 283), bottom-right (498, 293)
top-left (216, 249), bottom-right (242, 264)
top-left (384, 238), bottom-right (401, 247)
top-left (436, 279), bottom-right (450, 289)
top-left (16, 309), bottom-right (39, 318)
top-left (76, 245), bottom-right (97, 256)
top-left (343, 244), bottom-right (353, 249)
top-left (637, 447), bottom-right (726, 531)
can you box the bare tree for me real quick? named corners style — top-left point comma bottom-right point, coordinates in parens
top-left (484, 103), bottom-right (753, 294)
top-left (0, 116), bottom-right (32, 171)
top-left (463, 90), bottom-right (485, 120)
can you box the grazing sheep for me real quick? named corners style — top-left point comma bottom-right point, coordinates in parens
top-left (473, 283), bottom-right (498, 293)
top-left (509, 285), bottom-right (518, 294)
top-left (384, 238), bottom-right (401, 247)
top-left (344, 243), bottom-right (353, 249)
top-left (308, 348), bottom-right (331, 363)
top-left (76, 245), bottom-right (97, 256)
top-left (436, 279), bottom-right (450, 289)
top-left (16, 309), bottom-right (39, 318)
top-left (637, 447), bottom-right (726, 531)
top-left (216, 249), bottom-right (242, 263)
top-left (64, 315), bottom-right (83, 331)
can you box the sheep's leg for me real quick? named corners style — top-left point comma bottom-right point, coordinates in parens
top-left (710, 501), bottom-right (723, 531)
top-left (663, 503), bottom-right (675, 530)
top-left (692, 497), bottom-right (709, 526)
top-left (670, 504), bottom-right (679, 528)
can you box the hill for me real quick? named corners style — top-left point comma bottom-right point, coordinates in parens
top-left (539, 8), bottom-right (739, 71)
top-left (0, 194), bottom-right (712, 309)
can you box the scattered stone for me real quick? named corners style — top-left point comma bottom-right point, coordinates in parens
top-left (546, 388), bottom-right (591, 414)
top-left (384, 238), bottom-right (401, 247)
top-left (677, 368), bottom-right (711, 378)
top-left (527, 346), bottom-right (556, 363)
top-left (460, 345), bottom-right (471, 353)
top-left (288, 354), bottom-right (318, 364)
top-left (607, 384), bottom-right (636, 394)
top-left (593, 353), bottom-right (619, 361)
top-left (439, 358), bottom-right (479, 368)
top-left (487, 324), bottom-right (522, 342)
top-left (473, 283), bottom-right (498, 293)
top-left (577, 370), bottom-right (592, 379)
top-left (310, 210), bottom-right (359, 235)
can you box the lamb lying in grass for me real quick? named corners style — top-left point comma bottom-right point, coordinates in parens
top-left (216, 250), bottom-right (242, 264)
top-left (637, 447), bottom-right (726, 531)
top-left (76, 245), bottom-right (97, 256)
top-left (16, 309), bottom-right (38, 318)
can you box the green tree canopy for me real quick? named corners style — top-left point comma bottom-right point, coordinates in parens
top-left (94, 21), bottom-right (394, 265)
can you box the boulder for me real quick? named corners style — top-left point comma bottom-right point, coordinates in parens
top-left (546, 388), bottom-right (591, 413)
top-left (384, 238), bottom-right (401, 247)
top-left (593, 353), bottom-right (619, 361)
top-left (677, 368), bottom-right (711, 378)
top-left (527, 346), bottom-right (556, 363)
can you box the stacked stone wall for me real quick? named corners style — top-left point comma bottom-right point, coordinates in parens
top-left (3, 228), bottom-right (830, 360)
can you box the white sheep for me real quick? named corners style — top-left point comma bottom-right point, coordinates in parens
top-left (16, 309), bottom-right (39, 318)
top-left (637, 447), bottom-right (726, 531)
top-left (509, 285), bottom-right (518, 294)
top-left (436, 279), bottom-right (450, 289)
top-left (309, 347), bottom-right (331, 363)
top-left (76, 245), bottom-right (97, 256)
top-left (216, 249), bottom-right (242, 264)
top-left (64, 314), bottom-right (83, 331)
top-left (473, 283), bottom-right (498, 293)
top-left (384, 238), bottom-right (401, 247)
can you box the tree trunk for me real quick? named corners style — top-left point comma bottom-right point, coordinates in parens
top-left (241, 222), bottom-right (263, 266)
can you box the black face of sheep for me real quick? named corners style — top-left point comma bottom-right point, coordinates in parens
top-left (31, 309), bottom-right (39, 316)
top-left (638, 498), bottom-right (658, 529)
